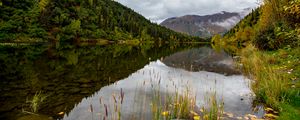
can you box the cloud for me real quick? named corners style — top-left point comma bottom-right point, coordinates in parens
top-left (116, 0), bottom-right (259, 23)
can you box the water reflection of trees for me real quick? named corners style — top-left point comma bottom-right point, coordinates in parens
top-left (0, 43), bottom-right (197, 119)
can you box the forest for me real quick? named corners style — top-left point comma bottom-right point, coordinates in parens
top-left (0, 0), bottom-right (205, 43)
top-left (214, 0), bottom-right (299, 50)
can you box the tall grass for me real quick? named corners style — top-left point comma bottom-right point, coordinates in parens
top-left (98, 89), bottom-right (124, 120)
top-left (26, 91), bottom-right (47, 113)
top-left (151, 87), bottom-right (224, 120)
top-left (151, 88), bottom-right (196, 120)
top-left (239, 45), bottom-right (288, 109)
top-left (203, 92), bottom-right (224, 120)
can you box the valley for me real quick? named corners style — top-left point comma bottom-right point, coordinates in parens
top-left (0, 0), bottom-right (299, 120)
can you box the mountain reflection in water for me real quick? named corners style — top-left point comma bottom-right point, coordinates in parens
top-left (63, 47), bottom-right (260, 120)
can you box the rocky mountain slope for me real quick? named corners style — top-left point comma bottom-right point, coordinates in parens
top-left (160, 8), bottom-right (253, 37)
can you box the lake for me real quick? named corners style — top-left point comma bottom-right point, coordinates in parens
top-left (0, 43), bottom-right (264, 120)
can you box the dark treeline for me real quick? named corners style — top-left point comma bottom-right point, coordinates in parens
top-left (0, 0), bottom-right (205, 43)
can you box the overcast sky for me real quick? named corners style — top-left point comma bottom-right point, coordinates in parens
top-left (116, 0), bottom-right (259, 23)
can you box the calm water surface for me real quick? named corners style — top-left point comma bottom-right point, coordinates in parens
top-left (0, 44), bottom-right (263, 120)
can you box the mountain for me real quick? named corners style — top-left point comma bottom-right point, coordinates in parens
top-left (0, 0), bottom-right (204, 43)
top-left (160, 8), bottom-right (253, 38)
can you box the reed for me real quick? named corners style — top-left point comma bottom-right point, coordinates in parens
top-left (202, 92), bottom-right (224, 120)
top-left (151, 87), bottom-right (197, 120)
top-left (26, 91), bottom-right (47, 113)
top-left (239, 45), bottom-right (289, 109)
top-left (151, 87), bottom-right (224, 120)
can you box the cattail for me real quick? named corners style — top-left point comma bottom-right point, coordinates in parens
top-left (120, 88), bottom-right (124, 104)
top-left (104, 104), bottom-right (108, 117)
top-left (158, 79), bottom-right (161, 85)
top-left (90, 104), bottom-right (93, 113)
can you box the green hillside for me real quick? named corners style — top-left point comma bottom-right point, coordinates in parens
top-left (0, 0), bottom-right (204, 43)
top-left (215, 0), bottom-right (299, 50)
top-left (213, 0), bottom-right (300, 119)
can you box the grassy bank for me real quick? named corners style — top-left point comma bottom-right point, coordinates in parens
top-left (238, 45), bottom-right (300, 119)
top-left (214, 0), bottom-right (300, 118)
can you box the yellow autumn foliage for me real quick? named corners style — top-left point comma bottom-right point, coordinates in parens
top-left (39, 0), bottom-right (49, 11)
top-left (284, 0), bottom-right (300, 25)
